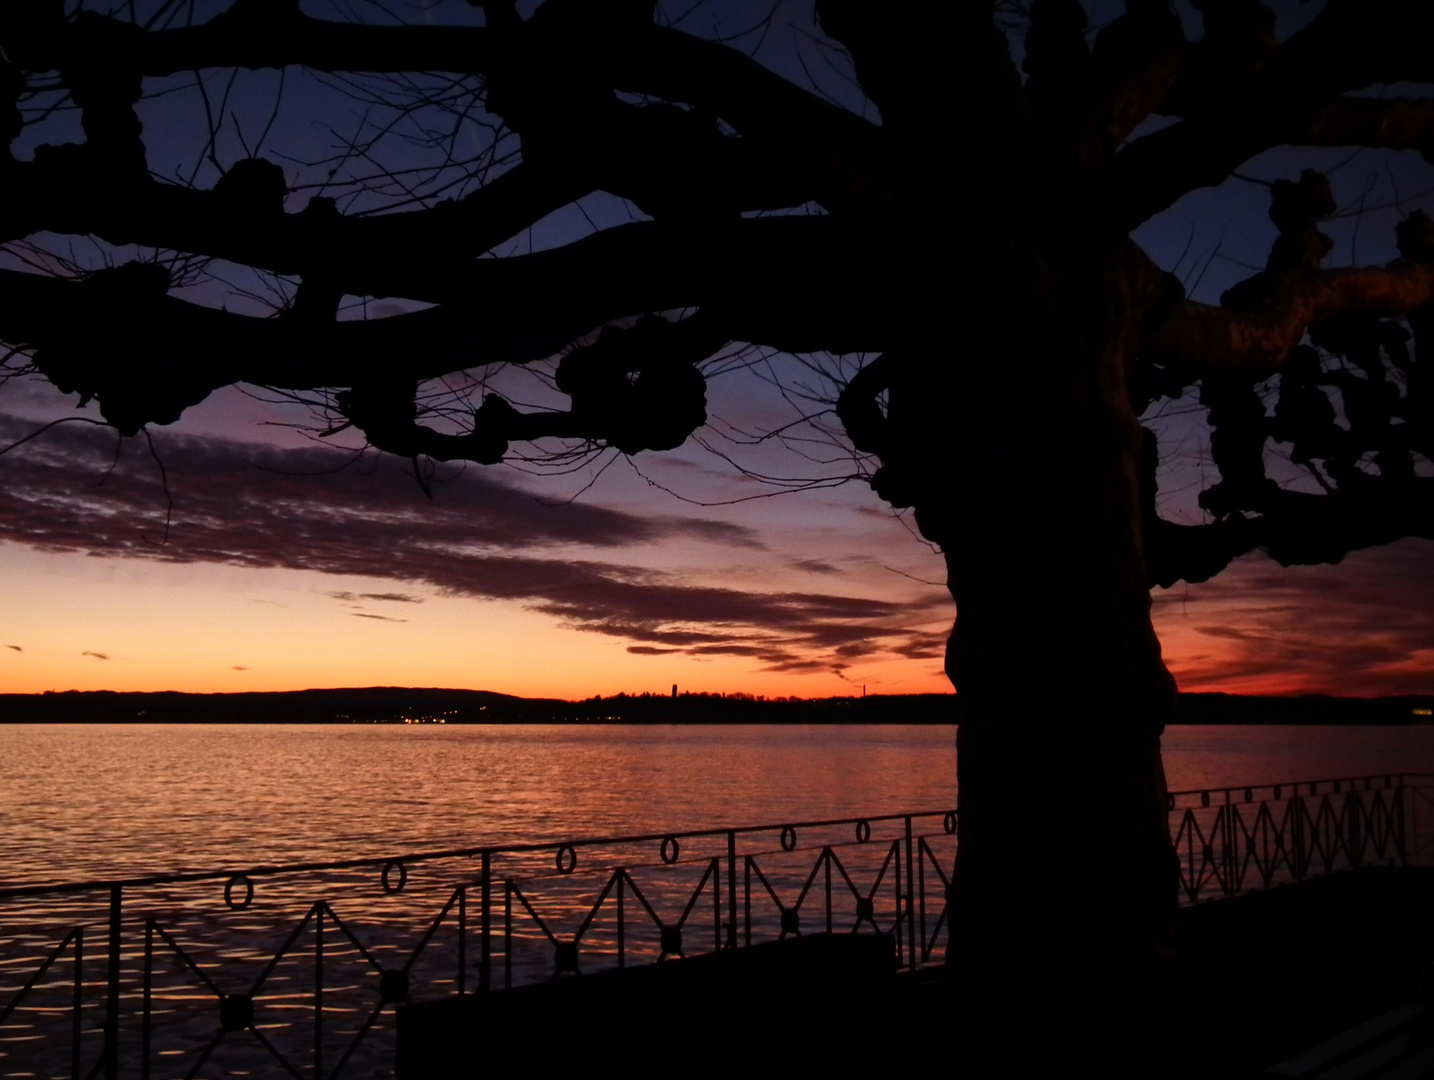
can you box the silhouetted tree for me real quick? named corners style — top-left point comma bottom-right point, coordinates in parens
top-left (2, 0), bottom-right (1434, 1068)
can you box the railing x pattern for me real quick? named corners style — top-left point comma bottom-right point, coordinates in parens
top-left (1167, 773), bottom-right (1431, 903)
top-left (0, 810), bottom-right (957, 1079)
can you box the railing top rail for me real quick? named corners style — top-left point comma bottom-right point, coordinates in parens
top-left (1168, 772), bottom-right (1433, 799)
top-left (0, 806), bottom-right (956, 901)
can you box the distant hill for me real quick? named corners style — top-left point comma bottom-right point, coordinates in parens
top-left (0, 685), bottom-right (1428, 720)
top-left (0, 687), bottom-right (953, 724)
top-left (0, 686), bottom-right (553, 724)
top-left (0, 688), bottom-right (1430, 724)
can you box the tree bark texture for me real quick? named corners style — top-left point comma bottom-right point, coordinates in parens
top-left (895, 244), bottom-right (1184, 1070)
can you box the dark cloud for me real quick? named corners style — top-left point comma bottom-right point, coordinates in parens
top-left (0, 413), bottom-right (762, 557)
top-left (81, 650), bottom-right (109, 660)
top-left (1155, 539), bottom-right (1434, 695)
top-left (887, 629), bottom-right (948, 660)
top-left (329, 590), bottom-right (424, 604)
top-left (0, 415), bottom-right (946, 670)
top-left (762, 656), bottom-right (838, 673)
top-left (790, 558), bottom-right (841, 575)
top-left (5, 645), bottom-right (20, 652)
top-left (353, 613), bottom-right (409, 623)
top-left (232, 665), bottom-right (249, 671)
top-left (1194, 625), bottom-right (1257, 642)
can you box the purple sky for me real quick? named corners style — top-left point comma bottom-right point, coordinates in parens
top-left (0, 0), bottom-right (1431, 698)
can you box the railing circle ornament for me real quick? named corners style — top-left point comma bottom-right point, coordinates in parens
top-left (855, 820), bottom-right (871, 844)
top-left (659, 836), bottom-right (680, 865)
top-left (556, 844), bottom-right (578, 874)
top-left (943, 812), bottom-right (957, 835)
top-left (1200, 791), bottom-right (1210, 808)
top-left (779, 826), bottom-right (797, 852)
top-left (223, 874), bottom-right (254, 911)
top-left (381, 861), bottom-right (408, 894)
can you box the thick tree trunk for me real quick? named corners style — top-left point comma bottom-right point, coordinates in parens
top-left (945, 550), bottom-right (1182, 1071)
top-left (894, 246), bottom-right (1185, 1071)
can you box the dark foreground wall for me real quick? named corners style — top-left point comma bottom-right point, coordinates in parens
top-left (1179, 866), bottom-right (1434, 1076)
top-left (396, 868), bottom-right (1434, 1078)
top-left (395, 934), bottom-right (918, 1078)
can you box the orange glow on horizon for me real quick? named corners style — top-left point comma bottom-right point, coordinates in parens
top-left (3, 529), bottom-right (1430, 701)
top-left (0, 542), bottom-right (953, 700)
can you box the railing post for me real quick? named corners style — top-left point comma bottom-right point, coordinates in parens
top-left (744, 855), bottom-right (752, 947)
top-left (142, 921), bottom-right (153, 1080)
top-left (824, 848), bottom-right (832, 933)
top-left (894, 838), bottom-right (904, 969)
top-left (904, 816), bottom-right (916, 973)
top-left (617, 871), bottom-right (626, 969)
top-left (1397, 779), bottom-right (1408, 865)
top-left (712, 858), bottom-right (721, 951)
top-left (1348, 789), bottom-right (1362, 868)
top-left (504, 881), bottom-right (512, 990)
top-left (480, 850), bottom-right (492, 993)
top-left (104, 885), bottom-right (121, 1080)
top-left (1292, 790), bottom-right (1306, 881)
top-left (1223, 790), bottom-right (1234, 896)
top-left (72, 927), bottom-right (83, 1080)
top-left (314, 902), bottom-right (324, 1080)
top-left (457, 885), bottom-right (467, 996)
top-left (726, 831), bottom-right (737, 949)
top-left (917, 837), bottom-right (927, 964)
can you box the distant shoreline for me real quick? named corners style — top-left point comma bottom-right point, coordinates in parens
top-left (0, 688), bottom-right (1430, 725)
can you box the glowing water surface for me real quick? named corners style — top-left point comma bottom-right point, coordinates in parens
top-left (5, 722), bottom-right (1431, 886)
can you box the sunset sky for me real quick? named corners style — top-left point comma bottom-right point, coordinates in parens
top-left (4, 344), bottom-right (1432, 700)
top-left (0, 0), bottom-right (1431, 700)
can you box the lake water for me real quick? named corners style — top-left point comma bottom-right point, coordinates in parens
top-left (0, 723), bottom-right (959, 888)
top-left (2, 722), bottom-right (1432, 1079)
top-left (4, 723), bottom-right (1433, 887)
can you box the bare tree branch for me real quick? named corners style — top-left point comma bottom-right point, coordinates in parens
top-left (1145, 262), bottom-right (1434, 378)
top-left (1101, 0), bottom-right (1434, 229)
top-left (1302, 96), bottom-right (1434, 165)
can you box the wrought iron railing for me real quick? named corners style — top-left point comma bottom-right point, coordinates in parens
top-left (0, 809), bottom-right (958, 1080)
top-left (1167, 773), bottom-right (1434, 903)
top-left (5, 776), bottom-right (1433, 1079)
